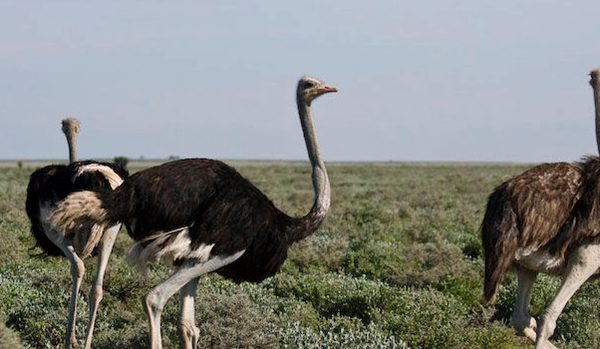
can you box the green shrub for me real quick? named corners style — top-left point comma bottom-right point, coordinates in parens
top-left (343, 239), bottom-right (477, 288)
top-left (193, 292), bottom-right (278, 349)
top-left (270, 271), bottom-right (388, 322)
top-left (435, 276), bottom-right (483, 308)
top-left (0, 262), bottom-right (74, 347)
top-left (273, 319), bottom-right (409, 349)
top-left (288, 231), bottom-right (349, 271)
top-left (376, 287), bottom-right (468, 348)
top-left (90, 320), bottom-right (151, 349)
top-left (113, 156), bottom-right (129, 170)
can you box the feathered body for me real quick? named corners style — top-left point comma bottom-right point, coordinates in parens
top-left (26, 160), bottom-right (128, 257)
top-left (482, 156), bottom-right (600, 301)
top-left (481, 162), bottom-right (582, 301)
top-left (97, 158), bottom-right (320, 282)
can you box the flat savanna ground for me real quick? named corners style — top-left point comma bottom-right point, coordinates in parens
top-left (2, 161), bottom-right (600, 349)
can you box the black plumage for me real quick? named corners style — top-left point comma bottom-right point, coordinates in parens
top-left (26, 160), bottom-right (128, 256)
top-left (95, 158), bottom-right (307, 282)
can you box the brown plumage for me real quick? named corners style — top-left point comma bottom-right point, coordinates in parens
top-left (481, 69), bottom-right (600, 349)
top-left (550, 157), bottom-right (600, 257)
top-left (482, 162), bottom-right (582, 302)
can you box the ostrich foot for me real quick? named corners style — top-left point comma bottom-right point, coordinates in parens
top-left (513, 314), bottom-right (537, 342)
top-left (193, 326), bottom-right (200, 349)
top-left (522, 319), bottom-right (537, 343)
top-left (534, 337), bottom-right (559, 349)
top-left (513, 315), bottom-right (558, 348)
top-left (535, 313), bottom-right (560, 349)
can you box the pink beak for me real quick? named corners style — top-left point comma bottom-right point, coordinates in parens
top-left (318, 85), bottom-right (338, 93)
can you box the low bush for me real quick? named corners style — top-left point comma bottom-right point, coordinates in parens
top-left (194, 293), bottom-right (278, 349)
top-left (288, 231), bottom-right (349, 271)
top-left (273, 319), bottom-right (409, 349)
top-left (343, 239), bottom-right (477, 288)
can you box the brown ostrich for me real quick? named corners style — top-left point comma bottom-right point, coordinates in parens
top-left (48, 76), bottom-right (337, 349)
top-left (25, 118), bottom-right (128, 349)
top-left (481, 69), bottom-right (600, 349)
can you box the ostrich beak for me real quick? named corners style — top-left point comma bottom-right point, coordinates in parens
top-left (318, 85), bottom-right (338, 93)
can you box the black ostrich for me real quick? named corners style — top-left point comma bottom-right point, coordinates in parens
top-left (481, 69), bottom-right (600, 349)
top-left (49, 76), bottom-right (337, 349)
top-left (25, 118), bottom-right (128, 349)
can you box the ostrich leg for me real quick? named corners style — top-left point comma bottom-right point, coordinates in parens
top-left (83, 224), bottom-right (121, 349)
top-left (143, 251), bottom-right (245, 349)
top-left (534, 244), bottom-right (600, 349)
top-left (179, 277), bottom-right (201, 349)
top-left (46, 228), bottom-right (85, 349)
top-left (512, 267), bottom-right (543, 344)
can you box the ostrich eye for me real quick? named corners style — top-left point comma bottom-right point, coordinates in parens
top-left (305, 82), bottom-right (315, 88)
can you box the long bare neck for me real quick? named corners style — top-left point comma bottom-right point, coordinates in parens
top-left (287, 98), bottom-right (331, 243)
top-left (65, 130), bottom-right (77, 163)
top-left (593, 69), bottom-right (600, 155)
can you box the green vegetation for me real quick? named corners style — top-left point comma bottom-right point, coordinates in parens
top-left (0, 162), bottom-right (597, 348)
top-left (113, 156), bottom-right (129, 170)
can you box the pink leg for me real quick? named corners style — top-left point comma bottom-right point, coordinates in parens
top-left (143, 251), bottom-right (245, 349)
top-left (179, 277), bottom-right (200, 349)
top-left (83, 224), bottom-right (121, 349)
top-left (534, 244), bottom-right (600, 349)
top-left (46, 228), bottom-right (85, 349)
top-left (512, 266), bottom-right (539, 343)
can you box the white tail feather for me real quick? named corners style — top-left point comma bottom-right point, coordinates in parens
top-left (126, 226), bottom-right (215, 272)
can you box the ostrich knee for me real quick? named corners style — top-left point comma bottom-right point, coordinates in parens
top-left (143, 292), bottom-right (164, 316)
top-left (91, 285), bottom-right (103, 303)
top-left (72, 259), bottom-right (85, 279)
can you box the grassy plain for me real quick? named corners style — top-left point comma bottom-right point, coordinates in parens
top-left (2, 161), bottom-right (600, 348)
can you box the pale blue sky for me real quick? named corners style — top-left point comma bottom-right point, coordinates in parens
top-left (2, 1), bottom-right (600, 162)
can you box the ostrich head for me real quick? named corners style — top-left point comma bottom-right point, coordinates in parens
top-left (297, 76), bottom-right (338, 106)
top-left (62, 118), bottom-right (81, 137)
